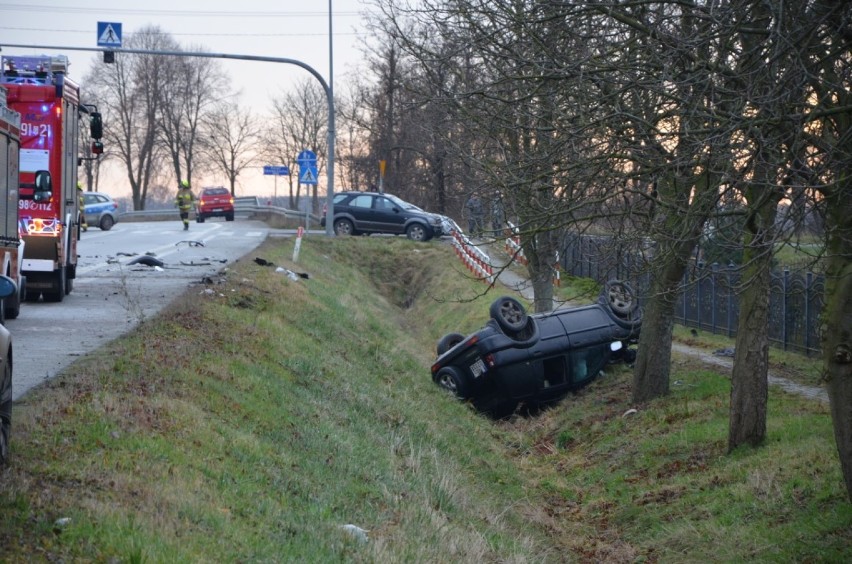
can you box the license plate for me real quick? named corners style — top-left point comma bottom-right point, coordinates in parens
top-left (470, 358), bottom-right (486, 378)
top-left (212, 208), bottom-right (223, 212)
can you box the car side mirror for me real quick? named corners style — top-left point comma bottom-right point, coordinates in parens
top-left (0, 275), bottom-right (16, 299)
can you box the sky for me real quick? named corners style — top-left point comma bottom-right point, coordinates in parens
top-left (0, 1), bottom-right (373, 199)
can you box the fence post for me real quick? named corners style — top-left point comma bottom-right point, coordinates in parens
top-left (711, 263), bottom-right (718, 335)
top-left (805, 271), bottom-right (812, 353)
top-left (727, 263), bottom-right (735, 337)
top-left (783, 268), bottom-right (790, 351)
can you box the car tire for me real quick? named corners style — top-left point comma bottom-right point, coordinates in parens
top-left (99, 215), bottom-right (115, 231)
top-left (334, 218), bottom-right (355, 236)
top-left (436, 332), bottom-right (465, 356)
top-left (434, 366), bottom-right (472, 399)
top-left (602, 280), bottom-right (638, 318)
top-left (0, 351), bottom-right (10, 465)
top-left (226, 213), bottom-right (235, 221)
top-left (4, 293), bottom-right (19, 321)
top-left (406, 223), bottom-right (428, 242)
top-left (490, 296), bottom-right (529, 333)
top-left (197, 215), bottom-right (206, 223)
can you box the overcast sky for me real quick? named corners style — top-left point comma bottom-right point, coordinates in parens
top-left (1, 1), bottom-right (372, 198)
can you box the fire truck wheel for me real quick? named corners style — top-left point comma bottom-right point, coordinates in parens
top-left (4, 291), bottom-right (20, 320)
top-left (0, 354), bottom-right (11, 465)
top-left (43, 269), bottom-right (66, 303)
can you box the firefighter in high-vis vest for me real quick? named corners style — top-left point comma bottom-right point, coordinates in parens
top-left (77, 182), bottom-right (88, 232)
top-left (175, 180), bottom-right (195, 230)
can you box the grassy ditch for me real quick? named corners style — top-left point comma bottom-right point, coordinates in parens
top-left (0, 236), bottom-right (849, 562)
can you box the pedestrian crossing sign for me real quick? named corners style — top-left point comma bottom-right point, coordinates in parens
top-left (299, 166), bottom-right (318, 185)
top-left (97, 22), bottom-right (122, 47)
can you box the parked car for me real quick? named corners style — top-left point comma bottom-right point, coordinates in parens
top-left (0, 275), bottom-right (18, 464)
top-left (320, 191), bottom-right (443, 241)
top-left (82, 191), bottom-right (118, 231)
top-left (196, 187), bottom-right (235, 223)
top-left (430, 280), bottom-right (642, 419)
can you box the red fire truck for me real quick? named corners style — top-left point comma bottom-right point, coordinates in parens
top-left (1, 54), bottom-right (102, 303)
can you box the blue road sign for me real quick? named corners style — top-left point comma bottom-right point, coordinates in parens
top-left (296, 149), bottom-right (317, 166)
top-left (299, 165), bottom-right (318, 185)
top-left (263, 165), bottom-right (289, 176)
top-left (97, 22), bottom-right (122, 47)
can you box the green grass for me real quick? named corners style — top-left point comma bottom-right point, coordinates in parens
top-left (0, 236), bottom-right (848, 562)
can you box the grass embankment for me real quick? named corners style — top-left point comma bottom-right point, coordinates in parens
top-left (0, 236), bottom-right (849, 562)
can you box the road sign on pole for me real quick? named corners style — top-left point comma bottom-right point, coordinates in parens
top-left (263, 165), bottom-right (289, 176)
top-left (297, 150), bottom-right (318, 186)
top-left (97, 22), bottom-right (122, 47)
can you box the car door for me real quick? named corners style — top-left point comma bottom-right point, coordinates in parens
top-left (369, 195), bottom-right (406, 234)
top-left (344, 194), bottom-right (376, 231)
top-left (83, 193), bottom-right (106, 223)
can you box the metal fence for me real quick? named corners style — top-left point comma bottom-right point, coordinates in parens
top-left (559, 233), bottom-right (824, 356)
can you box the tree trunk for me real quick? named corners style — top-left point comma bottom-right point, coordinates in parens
top-left (823, 186), bottom-right (852, 501)
top-left (728, 204), bottom-right (778, 451)
top-left (632, 261), bottom-right (680, 403)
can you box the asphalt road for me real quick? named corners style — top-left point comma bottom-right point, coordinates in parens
top-left (9, 219), bottom-right (279, 400)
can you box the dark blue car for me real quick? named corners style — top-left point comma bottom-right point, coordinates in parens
top-left (431, 281), bottom-right (642, 419)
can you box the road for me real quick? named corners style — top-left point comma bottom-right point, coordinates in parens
top-left (8, 219), bottom-right (278, 400)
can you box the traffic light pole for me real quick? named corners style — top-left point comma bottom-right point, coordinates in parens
top-left (1, 43), bottom-right (336, 236)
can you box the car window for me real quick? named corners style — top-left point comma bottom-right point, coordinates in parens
top-left (203, 188), bottom-right (229, 196)
top-left (96, 195), bottom-right (108, 204)
top-left (83, 193), bottom-right (97, 205)
top-left (386, 194), bottom-right (417, 210)
top-left (571, 343), bottom-right (611, 383)
top-left (374, 197), bottom-right (396, 211)
top-left (350, 195), bottom-right (374, 209)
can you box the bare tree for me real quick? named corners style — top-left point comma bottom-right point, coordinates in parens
top-left (201, 102), bottom-right (258, 196)
top-left (158, 49), bottom-right (230, 189)
top-left (265, 79), bottom-right (328, 212)
top-left (84, 26), bottom-right (174, 210)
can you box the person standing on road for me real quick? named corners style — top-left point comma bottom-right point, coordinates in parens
top-left (465, 193), bottom-right (485, 236)
top-left (175, 180), bottom-right (195, 231)
top-left (77, 182), bottom-right (88, 233)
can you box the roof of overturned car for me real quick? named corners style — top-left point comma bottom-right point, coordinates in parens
top-left (430, 280), bottom-right (642, 419)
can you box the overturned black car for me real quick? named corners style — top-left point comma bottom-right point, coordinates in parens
top-left (430, 281), bottom-right (642, 419)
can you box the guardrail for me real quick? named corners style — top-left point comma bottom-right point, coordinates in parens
top-left (118, 204), bottom-right (320, 229)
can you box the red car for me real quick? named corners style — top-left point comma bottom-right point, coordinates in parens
top-left (196, 187), bottom-right (235, 223)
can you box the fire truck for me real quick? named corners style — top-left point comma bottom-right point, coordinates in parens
top-left (1, 54), bottom-right (102, 303)
top-left (0, 85), bottom-right (26, 319)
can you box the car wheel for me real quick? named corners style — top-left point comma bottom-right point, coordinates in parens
top-left (226, 213), bottom-right (235, 221)
top-left (99, 215), bottom-right (115, 231)
top-left (0, 350), bottom-right (11, 465)
top-left (489, 296), bottom-right (528, 333)
top-left (436, 333), bottom-right (465, 356)
top-left (334, 218), bottom-right (355, 236)
top-left (406, 223), bottom-right (427, 242)
top-left (603, 280), bottom-right (638, 318)
top-left (434, 366), bottom-right (471, 399)
top-left (198, 215), bottom-right (206, 223)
